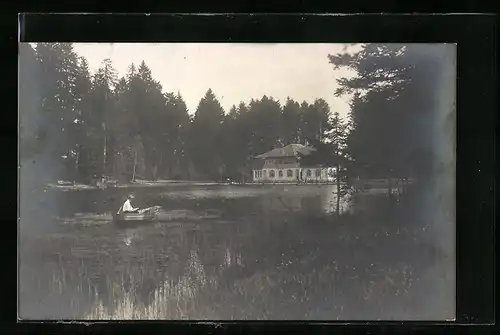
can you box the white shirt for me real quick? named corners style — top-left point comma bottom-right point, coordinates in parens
top-left (120, 199), bottom-right (137, 213)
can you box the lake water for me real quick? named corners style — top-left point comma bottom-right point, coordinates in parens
top-left (18, 184), bottom-right (454, 320)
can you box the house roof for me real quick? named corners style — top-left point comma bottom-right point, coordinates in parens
top-left (255, 144), bottom-right (316, 159)
top-left (251, 158), bottom-right (265, 169)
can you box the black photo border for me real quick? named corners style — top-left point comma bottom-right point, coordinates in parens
top-left (8, 12), bottom-right (496, 334)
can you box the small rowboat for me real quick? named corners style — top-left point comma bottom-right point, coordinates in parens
top-left (112, 208), bottom-right (158, 228)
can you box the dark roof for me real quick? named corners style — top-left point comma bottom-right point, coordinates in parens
top-left (255, 144), bottom-right (316, 159)
top-left (250, 158), bottom-right (265, 169)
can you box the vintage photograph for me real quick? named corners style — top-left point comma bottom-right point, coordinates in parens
top-left (19, 43), bottom-right (456, 320)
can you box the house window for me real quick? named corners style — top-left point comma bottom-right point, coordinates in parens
top-left (287, 169), bottom-right (293, 177)
top-left (269, 170), bottom-right (275, 178)
top-left (263, 170), bottom-right (266, 177)
top-left (254, 170), bottom-right (257, 178)
top-left (278, 170), bottom-right (283, 178)
top-left (306, 169), bottom-right (311, 177)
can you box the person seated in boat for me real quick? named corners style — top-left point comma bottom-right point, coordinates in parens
top-left (118, 194), bottom-right (140, 214)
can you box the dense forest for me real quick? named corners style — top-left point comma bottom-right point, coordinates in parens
top-left (19, 43), bottom-right (451, 186)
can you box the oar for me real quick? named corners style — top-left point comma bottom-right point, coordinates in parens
top-left (138, 206), bottom-right (161, 215)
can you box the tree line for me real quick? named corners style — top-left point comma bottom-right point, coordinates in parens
top-left (19, 43), bottom-right (448, 186)
top-left (19, 43), bottom-right (336, 183)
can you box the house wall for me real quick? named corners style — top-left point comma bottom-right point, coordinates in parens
top-left (252, 156), bottom-right (338, 183)
top-left (262, 157), bottom-right (298, 169)
top-left (253, 166), bottom-right (336, 183)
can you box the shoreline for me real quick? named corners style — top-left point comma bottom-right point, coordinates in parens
top-left (44, 178), bottom-right (413, 192)
top-left (44, 180), bottom-right (342, 191)
top-left (46, 180), bottom-right (219, 191)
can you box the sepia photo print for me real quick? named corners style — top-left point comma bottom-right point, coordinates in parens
top-left (18, 43), bottom-right (456, 320)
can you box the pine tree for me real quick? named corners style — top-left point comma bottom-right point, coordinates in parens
top-left (71, 56), bottom-right (93, 182)
top-left (189, 89), bottom-right (226, 180)
top-left (329, 43), bottom-right (452, 196)
top-left (34, 43), bottom-right (81, 180)
top-left (281, 97), bottom-right (301, 145)
top-left (87, 58), bottom-right (118, 179)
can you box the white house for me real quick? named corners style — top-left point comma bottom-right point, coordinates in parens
top-left (252, 144), bottom-right (336, 183)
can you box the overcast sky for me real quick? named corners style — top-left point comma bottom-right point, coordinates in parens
top-left (72, 43), bottom-right (358, 119)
